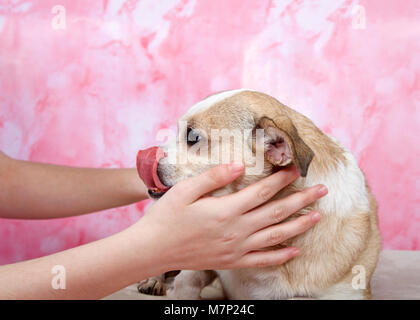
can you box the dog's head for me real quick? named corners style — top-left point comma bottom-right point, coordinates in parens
top-left (137, 89), bottom-right (314, 199)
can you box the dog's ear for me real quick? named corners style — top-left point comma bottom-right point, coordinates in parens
top-left (256, 116), bottom-right (314, 177)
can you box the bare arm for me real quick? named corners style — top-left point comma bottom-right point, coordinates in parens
top-left (0, 163), bottom-right (326, 299)
top-left (0, 222), bottom-right (164, 299)
top-left (0, 151), bottom-right (148, 219)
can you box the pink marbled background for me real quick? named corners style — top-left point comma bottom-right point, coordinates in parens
top-left (0, 0), bottom-right (419, 264)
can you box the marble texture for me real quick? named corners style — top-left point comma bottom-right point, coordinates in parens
top-left (0, 0), bottom-right (419, 264)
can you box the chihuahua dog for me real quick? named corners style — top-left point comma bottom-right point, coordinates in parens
top-left (136, 89), bottom-right (381, 299)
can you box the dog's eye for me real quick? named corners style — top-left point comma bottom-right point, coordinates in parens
top-left (186, 128), bottom-right (201, 146)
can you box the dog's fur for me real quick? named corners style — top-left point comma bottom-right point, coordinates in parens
top-left (138, 89), bottom-right (381, 299)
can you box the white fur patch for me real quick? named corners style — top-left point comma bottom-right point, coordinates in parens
top-left (317, 282), bottom-right (366, 300)
top-left (184, 88), bottom-right (255, 117)
top-left (305, 139), bottom-right (370, 217)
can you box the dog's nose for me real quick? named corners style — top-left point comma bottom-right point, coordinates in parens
top-left (156, 161), bottom-right (170, 188)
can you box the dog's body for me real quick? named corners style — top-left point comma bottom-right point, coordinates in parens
top-left (137, 89), bottom-right (381, 299)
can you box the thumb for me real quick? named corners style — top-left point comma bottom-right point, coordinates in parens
top-left (171, 162), bottom-right (245, 204)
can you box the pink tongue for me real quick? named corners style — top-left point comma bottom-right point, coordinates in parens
top-left (136, 147), bottom-right (169, 191)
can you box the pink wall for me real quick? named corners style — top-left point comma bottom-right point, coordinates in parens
top-left (0, 0), bottom-right (419, 264)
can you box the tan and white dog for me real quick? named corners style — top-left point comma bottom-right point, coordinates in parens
top-left (136, 89), bottom-right (381, 300)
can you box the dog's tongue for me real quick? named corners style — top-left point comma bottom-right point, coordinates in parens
top-left (136, 147), bottom-right (169, 191)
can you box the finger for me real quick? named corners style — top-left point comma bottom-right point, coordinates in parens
top-left (170, 162), bottom-right (245, 204)
top-left (244, 184), bottom-right (328, 233)
top-left (222, 165), bottom-right (300, 214)
top-left (244, 211), bottom-right (321, 251)
top-left (232, 247), bottom-right (299, 269)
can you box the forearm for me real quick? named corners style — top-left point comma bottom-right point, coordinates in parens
top-left (0, 222), bottom-right (164, 299)
top-left (0, 152), bottom-right (148, 219)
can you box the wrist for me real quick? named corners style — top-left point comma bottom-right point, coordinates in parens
top-left (121, 168), bottom-right (149, 202)
top-left (119, 219), bottom-right (171, 279)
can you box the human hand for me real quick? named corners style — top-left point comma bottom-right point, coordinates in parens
top-left (132, 162), bottom-right (327, 273)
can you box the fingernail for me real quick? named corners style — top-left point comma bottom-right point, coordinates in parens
top-left (311, 212), bottom-right (321, 223)
top-left (317, 185), bottom-right (328, 196)
top-left (229, 162), bottom-right (244, 172)
top-left (290, 248), bottom-right (300, 256)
